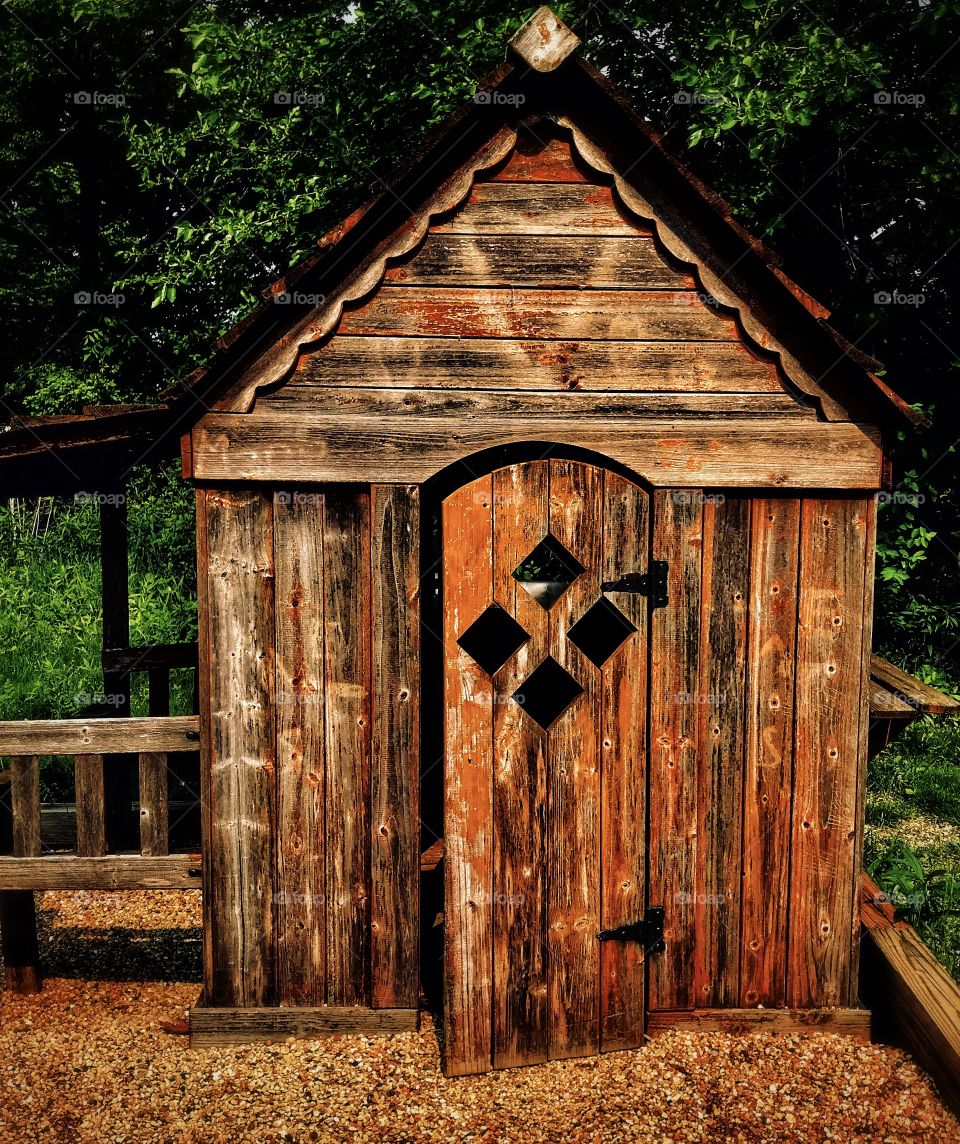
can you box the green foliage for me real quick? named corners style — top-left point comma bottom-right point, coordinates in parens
top-left (865, 834), bottom-right (960, 976)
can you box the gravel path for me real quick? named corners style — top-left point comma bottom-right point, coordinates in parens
top-left (0, 891), bottom-right (956, 1143)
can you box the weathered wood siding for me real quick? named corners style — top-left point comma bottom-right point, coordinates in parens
top-left (199, 485), bottom-right (419, 1010)
top-left (648, 492), bottom-right (875, 1013)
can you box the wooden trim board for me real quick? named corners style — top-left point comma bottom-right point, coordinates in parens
top-left (646, 1008), bottom-right (871, 1041)
top-left (188, 1006), bottom-right (420, 1046)
top-left (192, 415), bottom-right (882, 488)
top-left (0, 854), bottom-right (201, 890)
top-left (0, 716), bottom-right (199, 757)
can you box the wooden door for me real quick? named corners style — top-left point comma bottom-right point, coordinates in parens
top-left (442, 459), bottom-right (650, 1076)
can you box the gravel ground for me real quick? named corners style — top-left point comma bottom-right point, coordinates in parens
top-left (0, 891), bottom-right (956, 1143)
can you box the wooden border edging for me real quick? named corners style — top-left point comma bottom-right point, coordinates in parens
top-left (860, 871), bottom-right (960, 1116)
top-left (187, 1006), bottom-right (420, 1047)
top-left (0, 716), bottom-right (200, 757)
top-left (0, 854), bottom-right (201, 890)
top-left (646, 1008), bottom-right (871, 1041)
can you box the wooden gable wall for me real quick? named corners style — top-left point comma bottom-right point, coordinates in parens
top-left (189, 129), bottom-right (883, 490)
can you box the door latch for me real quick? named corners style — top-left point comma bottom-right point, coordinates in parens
top-left (600, 560), bottom-right (668, 608)
top-left (597, 906), bottom-right (665, 954)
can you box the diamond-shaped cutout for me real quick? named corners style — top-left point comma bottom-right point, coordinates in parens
top-left (512, 535), bottom-right (585, 610)
top-left (567, 597), bottom-right (638, 668)
top-left (512, 656), bottom-right (584, 729)
top-left (457, 604), bottom-right (530, 675)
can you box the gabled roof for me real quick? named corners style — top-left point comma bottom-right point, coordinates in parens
top-left (0, 6), bottom-right (924, 488)
top-left (156, 5), bottom-right (921, 431)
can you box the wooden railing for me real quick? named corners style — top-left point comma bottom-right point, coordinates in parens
top-left (0, 716), bottom-right (202, 890)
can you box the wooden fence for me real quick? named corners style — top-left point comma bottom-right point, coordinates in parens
top-left (0, 715), bottom-right (202, 991)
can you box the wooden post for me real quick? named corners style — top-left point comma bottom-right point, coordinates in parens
top-left (0, 758), bottom-right (42, 992)
top-left (100, 486), bottom-right (136, 851)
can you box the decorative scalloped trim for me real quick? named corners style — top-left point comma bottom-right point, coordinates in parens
top-left (556, 117), bottom-right (844, 421)
top-left (216, 126), bottom-right (519, 413)
top-left (219, 116), bottom-right (839, 420)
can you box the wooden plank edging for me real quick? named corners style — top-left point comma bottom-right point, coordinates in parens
top-left (188, 1006), bottom-right (420, 1047)
top-left (646, 1008), bottom-right (870, 1041)
top-left (860, 871), bottom-right (960, 1116)
top-left (860, 869), bottom-right (960, 1111)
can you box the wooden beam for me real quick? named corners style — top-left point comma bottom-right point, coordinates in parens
top-left (646, 1007), bottom-right (870, 1041)
top-left (869, 655), bottom-right (960, 716)
top-left (1, 757), bottom-right (42, 992)
top-left (188, 1005), bottom-right (419, 1047)
top-left (0, 716), bottom-right (199, 757)
top-left (192, 415), bottom-right (882, 489)
top-left (860, 871), bottom-right (960, 1116)
top-left (103, 642), bottom-right (198, 673)
top-left (0, 854), bottom-right (201, 890)
top-left (0, 890), bottom-right (41, 993)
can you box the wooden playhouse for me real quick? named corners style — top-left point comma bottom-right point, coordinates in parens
top-left (1, 8), bottom-right (958, 1083)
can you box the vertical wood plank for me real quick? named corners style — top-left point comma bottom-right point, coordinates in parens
top-left (205, 488), bottom-right (276, 1007)
top-left (324, 489), bottom-right (372, 1007)
top-left (273, 488), bottom-right (325, 1005)
top-left (442, 478), bottom-right (494, 1075)
top-left (371, 485), bottom-right (420, 1009)
top-left (75, 755), bottom-right (107, 857)
top-left (2, 757), bottom-right (41, 991)
top-left (10, 757), bottom-right (41, 858)
top-left (548, 459), bottom-right (602, 1059)
top-left (138, 752), bottom-right (169, 856)
top-left (789, 497), bottom-right (869, 1008)
top-left (599, 472), bottom-right (648, 1052)
top-left (491, 462), bottom-right (549, 1068)
top-left (196, 488), bottom-right (215, 1000)
top-left (849, 496), bottom-right (877, 1006)
top-left (648, 489), bottom-right (703, 1011)
top-left (694, 496), bottom-right (749, 1008)
top-left (99, 490), bottom-right (135, 852)
top-left (740, 497), bottom-right (801, 1007)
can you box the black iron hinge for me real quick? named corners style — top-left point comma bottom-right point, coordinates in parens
top-left (600, 560), bottom-right (668, 608)
top-left (597, 906), bottom-right (665, 955)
